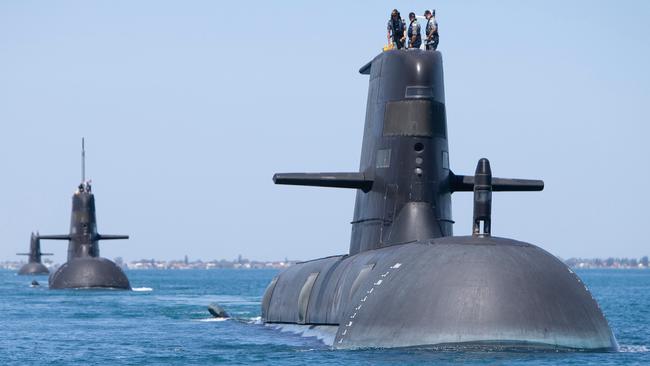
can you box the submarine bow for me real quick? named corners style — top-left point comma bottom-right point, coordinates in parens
top-left (262, 50), bottom-right (617, 351)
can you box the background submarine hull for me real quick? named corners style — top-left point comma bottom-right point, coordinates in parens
top-left (18, 262), bottom-right (49, 275)
top-left (49, 257), bottom-right (130, 290)
top-left (262, 236), bottom-right (617, 350)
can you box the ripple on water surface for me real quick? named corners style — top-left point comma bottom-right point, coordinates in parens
top-left (1, 268), bottom-right (649, 365)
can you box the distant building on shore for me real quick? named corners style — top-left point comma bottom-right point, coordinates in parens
top-left (123, 256), bottom-right (296, 270)
top-left (564, 256), bottom-right (649, 269)
top-left (2, 256), bottom-right (647, 271)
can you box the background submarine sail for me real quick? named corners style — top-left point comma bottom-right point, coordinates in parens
top-left (263, 50), bottom-right (617, 350)
top-left (41, 139), bottom-right (131, 290)
top-left (16, 232), bottom-right (51, 275)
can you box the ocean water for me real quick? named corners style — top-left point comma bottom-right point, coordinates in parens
top-left (1, 268), bottom-right (648, 365)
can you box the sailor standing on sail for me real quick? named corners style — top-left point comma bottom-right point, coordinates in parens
top-left (407, 12), bottom-right (422, 49)
top-left (387, 9), bottom-right (406, 49)
top-left (424, 9), bottom-right (439, 51)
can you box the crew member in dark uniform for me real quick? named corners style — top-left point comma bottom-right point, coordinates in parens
top-left (424, 9), bottom-right (439, 51)
top-left (387, 9), bottom-right (406, 49)
top-left (407, 12), bottom-right (422, 49)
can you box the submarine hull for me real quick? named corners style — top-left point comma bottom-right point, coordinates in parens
top-left (18, 262), bottom-right (49, 275)
top-left (264, 50), bottom-right (615, 349)
top-left (262, 236), bottom-right (617, 350)
top-left (49, 257), bottom-right (130, 290)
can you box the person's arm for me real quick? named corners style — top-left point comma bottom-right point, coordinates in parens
top-left (400, 20), bottom-right (406, 42)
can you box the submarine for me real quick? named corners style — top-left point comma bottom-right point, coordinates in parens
top-left (261, 50), bottom-right (617, 350)
top-left (40, 139), bottom-right (131, 290)
top-left (16, 232), bottom-right (51, 275)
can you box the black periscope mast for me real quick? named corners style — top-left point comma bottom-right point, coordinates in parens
top-left (40, 139), bottom-right (131, 290)
top-left (261, 50), bottom-right (617, 350)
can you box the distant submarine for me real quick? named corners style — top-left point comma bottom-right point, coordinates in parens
top-left (40, 139), bottom-right (131, 290)
top-left (261, 50), bottom-right (617, 350)
top-left (16, 232), bottom-right (51, 275)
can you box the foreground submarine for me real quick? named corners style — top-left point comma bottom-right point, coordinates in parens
top-left (261, 50), bottom-right (617, 350)
top-left (16, 232), bottom-right (51, 275)
top-left (41, 139), bottom-right (131, 290)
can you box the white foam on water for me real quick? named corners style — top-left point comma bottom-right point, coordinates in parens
top-left (247, 316), bottom-right (262, 325)
top-left (132, 287), bottom-right (153, 292)
top-left (268, 323), bottom-right (338, 346)
top-left (619, 345), bottom-right (649, 353)
top-left (195, 317), bottom-right (229, 322)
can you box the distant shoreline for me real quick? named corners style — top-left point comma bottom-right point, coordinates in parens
top-left (1, 255), bottom-right (648, 271)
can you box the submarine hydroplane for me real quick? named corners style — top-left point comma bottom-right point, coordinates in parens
top-left (261, 50), bottom-right (617, 351)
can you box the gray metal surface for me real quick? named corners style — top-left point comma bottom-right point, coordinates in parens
top-left (263, 50), bottom-right (617, 350)
top-left (16, 232), bottom-right (50, 275)
top-left (265, 237), bottom-right (616, 350)
top-left (41, 141), bottom-right (130, 290)
top-left (48, 257), bottom-right (130, 289)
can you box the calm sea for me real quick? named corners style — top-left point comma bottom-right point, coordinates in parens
top-left (1, 268), bottom-right (648, 365)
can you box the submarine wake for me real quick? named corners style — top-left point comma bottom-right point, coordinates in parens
top-left (618, 345), bottom-right (649, 353)
top-left (267, 324), bottom-right (338, 346)
top-left (132, 287), bottom-right (153, 292)
top-left (196, 317), bottom-right (229, 322)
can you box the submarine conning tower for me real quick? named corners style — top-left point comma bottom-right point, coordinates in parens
top-left (274, 50), bottom-right (543, 255)
top-left (40, 139), bottom-right (130, 289)
top-left (65, 181), bottom-right (101, 260)
top-left (51, 180), bottom-right (129, 260)
top-left (351, 50), bottom-right (451, 253)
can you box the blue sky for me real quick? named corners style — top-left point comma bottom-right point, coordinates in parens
top-left (1, 1), bottom-right (649, 263)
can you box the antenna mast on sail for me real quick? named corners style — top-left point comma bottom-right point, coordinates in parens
top-left (81, 138), bottom-right (85, 183)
